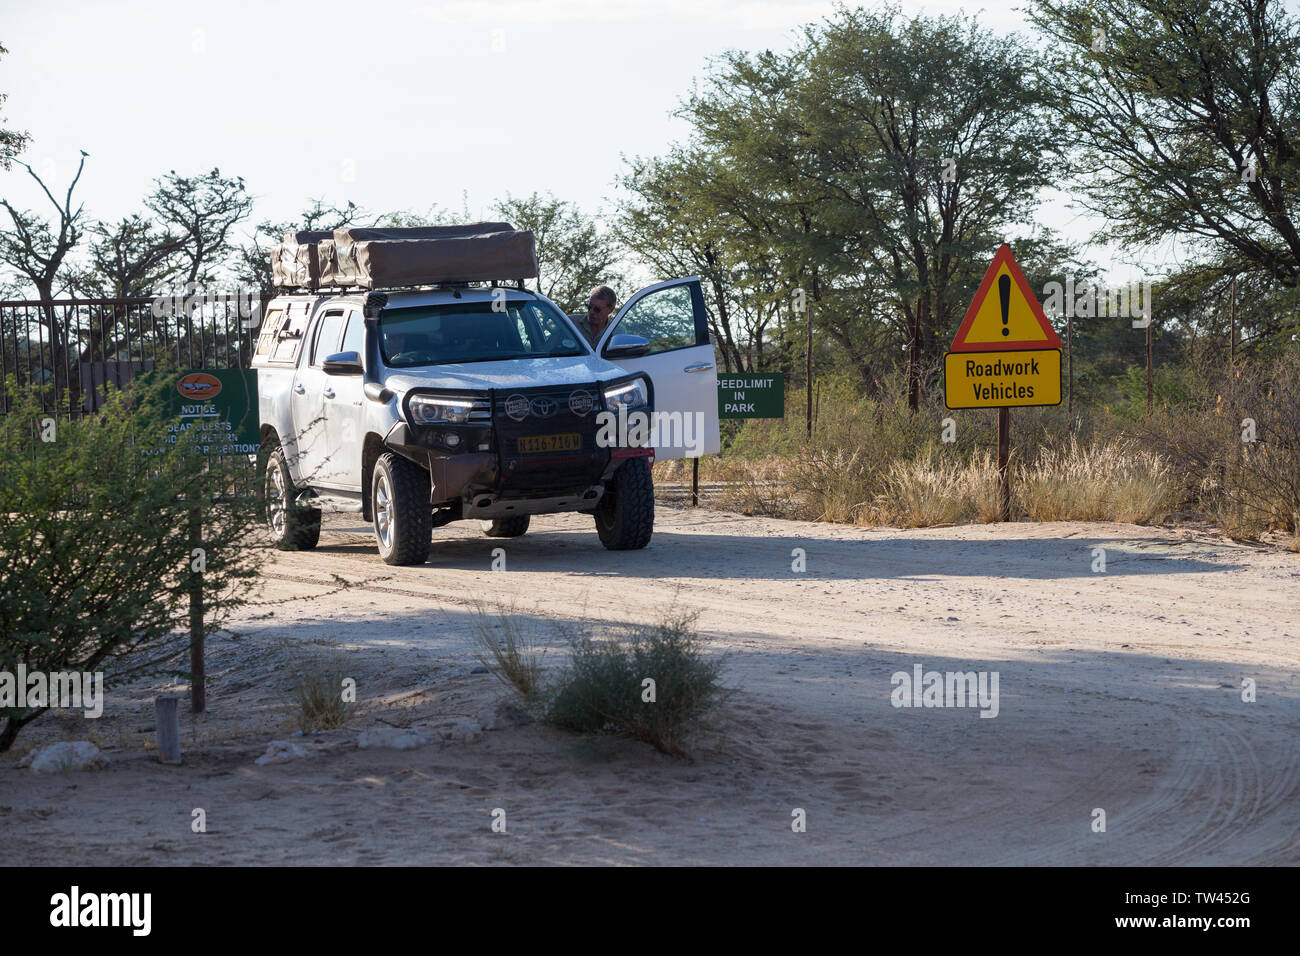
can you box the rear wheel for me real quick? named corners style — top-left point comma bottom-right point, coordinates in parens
top-left (481, 515), bottom-right (531, 537)
top-left (595, 457), bottom-right (654, 550)
top-left (372, 452), bottom-right (432, 566)
top-left (265, 445), bottom-right (321, 551)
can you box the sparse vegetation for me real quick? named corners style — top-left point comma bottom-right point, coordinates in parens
top-left (469, 601), bottom-right (545, 703)
top-left (546, 608), bottom-right (725, 758)
top-left (291, 651), bottom-right (355, 732)
top-left (1016, 438), bottom-right (1179, 523)
top-left (0, 376), bottom-right (266, 752)
top-left (1139, 350), bottom-right (1300, 540)
top-left (474, 602), bottom-right (726, 759)
top-left (659, 347), bottom-right (1299, 545)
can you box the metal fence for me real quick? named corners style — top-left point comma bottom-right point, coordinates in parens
top-left (0, 295), bottom-right (269, 417)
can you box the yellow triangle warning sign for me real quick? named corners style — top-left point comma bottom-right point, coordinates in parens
top-left (951, 244), bottom-right (1061, 352)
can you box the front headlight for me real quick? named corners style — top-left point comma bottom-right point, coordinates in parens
top-left (603, 378), bottom-right (648, 411)
top-left (409, 394), bottom-right (475, 424)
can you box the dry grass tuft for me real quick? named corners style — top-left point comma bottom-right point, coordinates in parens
top-left (470, 600), bottom-right (545, 702)
top-left (291, 651), bottom-right (356, 732)
top-left (1017, 438), bottom-right (1179, 524)
top-left (867, 450), bottom-right (1003, 526)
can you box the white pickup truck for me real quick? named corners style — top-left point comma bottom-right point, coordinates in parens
top-left (251, 276), bottom-right (720, 565)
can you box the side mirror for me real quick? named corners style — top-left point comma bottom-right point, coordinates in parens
top-left (604, 334), bottom-right (651, 359)
top-left (323, 351), bottom-right (363, 375)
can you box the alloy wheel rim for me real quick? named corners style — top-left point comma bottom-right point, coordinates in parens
top-left (268, 465), bottom-right (286, 535)
top-left (375, 474), bottom-right (393, 548)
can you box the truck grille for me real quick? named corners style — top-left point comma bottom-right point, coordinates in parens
top-left (493, 383), bottom-right (608, 491)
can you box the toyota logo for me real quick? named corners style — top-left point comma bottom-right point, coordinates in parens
top-left (530, 397), bottom-right (558, 418)
top-left (568, 389), bottom-right (594, 416)
top-left (504, 394), bottom-right (530, 421)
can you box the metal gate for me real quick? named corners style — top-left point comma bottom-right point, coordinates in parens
top-left (0, 295), bottom-right (269, 417)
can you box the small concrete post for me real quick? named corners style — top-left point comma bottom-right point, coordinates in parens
top-left (155, 696), bottom-right (183, 765)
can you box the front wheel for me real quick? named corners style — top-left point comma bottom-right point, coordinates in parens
top-left (372, 453), bottom-right (432, 566)
top-left (595, 457), bottom-right (654, 550)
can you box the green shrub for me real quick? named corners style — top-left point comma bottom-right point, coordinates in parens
top-left (1112, 364), bottom-right (1197, 420)
top-left (545, 609), bottom-right (725, 758)
top-left (0, 375), bottom-right (266, 751)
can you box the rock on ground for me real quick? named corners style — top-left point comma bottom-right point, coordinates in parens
top-left (255, 740), bottom-right (310, 765)
top-left (20, 741), bottom-right (109, 774)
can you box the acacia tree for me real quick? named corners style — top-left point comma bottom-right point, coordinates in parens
top-left (792, 6), bottom-right (1056, 406)
top-left (618, 147), bottom-right (859, 380)
top-left (371, 204), bottom-right (449, 228)
top-left (0, 42), bottom-right (29, 170)
top-left (617, 151), bottom-right (756, 374)
top-left (0, 374), bottom-right (266, 750)
top-left (494, 191), bottom-right (624, 313)
top-left (0, 154), bottom-right (88, 303)
top-left (146, 168), bottom-right (253, 286)
top-left (72, 214), bottom-right (188, 298)
top-left (51, 172), bottom-right (255, 386)
top-left (1029, 0), bottom-right (1300, 351)
top-left (0, 153), bottom-right (90, 398)
top-left (621, 6), bottom-right (1059, 405)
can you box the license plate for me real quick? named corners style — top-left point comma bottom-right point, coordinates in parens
top-left (517, 432), bottom-right (582, 454)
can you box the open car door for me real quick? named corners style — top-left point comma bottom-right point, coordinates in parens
top-left (596, 277), bottom-right (721, 459)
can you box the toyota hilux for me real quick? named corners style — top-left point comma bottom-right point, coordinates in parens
top-left (252, 274), bottom-right (720, 565)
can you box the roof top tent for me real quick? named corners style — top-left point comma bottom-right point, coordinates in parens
top-left (269, 223), bottom-right (539, 292)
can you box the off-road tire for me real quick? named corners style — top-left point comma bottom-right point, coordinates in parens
top-left (595, 457), bottom-right (654, 550)
top-left (265, 445), bottom-right (321, 551)
top-left (481, 515), bottom-right (531, 537)
top-left (372, 452), bottom-right (432, 566)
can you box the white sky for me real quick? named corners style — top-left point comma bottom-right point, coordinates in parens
top-left (0, 0), bottom-right (1150, 284)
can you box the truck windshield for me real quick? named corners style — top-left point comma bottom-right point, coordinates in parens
top-left (379, 300), bottom-right (588, 367)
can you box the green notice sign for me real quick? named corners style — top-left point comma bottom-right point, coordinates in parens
top-left (718, 373), bottom-right (785, 419)
top-left (146, 369), bottom-right (260, 455)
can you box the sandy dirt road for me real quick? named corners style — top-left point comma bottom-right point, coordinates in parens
top-left (5, 505), bottom-right (1299, 865)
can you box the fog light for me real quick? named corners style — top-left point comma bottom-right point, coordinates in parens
top-left (444, 433), bottom-right (461, 448)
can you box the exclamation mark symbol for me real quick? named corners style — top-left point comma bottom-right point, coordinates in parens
top-left (998, 274), bottom-right (1011, 336)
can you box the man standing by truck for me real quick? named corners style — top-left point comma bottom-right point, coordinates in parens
top-left (573, 285), bottom-right (617, 347)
